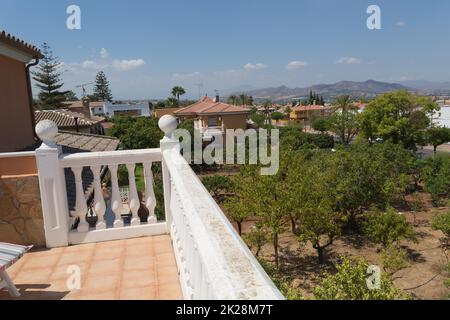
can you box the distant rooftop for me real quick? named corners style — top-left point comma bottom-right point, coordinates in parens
top-left (35, 110), bottom-right (104, 129)
top-left (175, 96), bottom-right (251, 116)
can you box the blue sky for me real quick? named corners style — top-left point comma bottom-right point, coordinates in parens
top-left (1, 0), bottom-right (450, 99)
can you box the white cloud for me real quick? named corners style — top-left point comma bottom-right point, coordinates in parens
top-left (100, 48), bottom-right (109, 59)
top-left (336, 57), bottom-right (362, 65)
top-left (172, 71), bottom-right (200, 80)
top-left (286, 61), bottom-right (308, 70)
top-left (81, 60), bottom-right (105, 70)
top-left (112, 59), bottom-right (145, 71)
top-left (396, 21), bottom-right (406, 27)
top-left (243, 63), bottom-right (267, 71)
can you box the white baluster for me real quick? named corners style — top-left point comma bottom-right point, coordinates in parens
top-left (126, 163), bottom-right (141, 226)
top-left (109, 164), bottom-right (124, 228)
top-left (92, 165), bottom-right (106, 230)
top-left (143, 162), bottom-right (157, 224)
top-left (72, 166), bottom-right (89, 232)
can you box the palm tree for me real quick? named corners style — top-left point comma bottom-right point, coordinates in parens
top-left (171, 86), bottom-right (186, 103)
top-left (228, 95), bottom-right (238, 105)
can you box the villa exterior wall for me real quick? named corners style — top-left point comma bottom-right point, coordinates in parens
top-left (221, 114), bottom-right (247, 130)
top-left (0, 55), bottom-right (35, 152)
top-left (0, 174), bottom-right (46, 247)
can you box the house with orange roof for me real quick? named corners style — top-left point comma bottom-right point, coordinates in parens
top-left (290, 104), bottom-right (326, 127)
top-left (174, 95), bottom-right (251, 141)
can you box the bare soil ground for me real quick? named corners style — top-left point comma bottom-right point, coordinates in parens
top-left (237, 206), bottom-right (449, 299)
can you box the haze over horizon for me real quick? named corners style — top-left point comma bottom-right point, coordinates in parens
top-left (2, 0), bottom-right (450, 99)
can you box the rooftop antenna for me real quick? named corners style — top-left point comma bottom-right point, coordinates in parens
top-left (75, 82), bottom-right (95, 97)
top-left (195, 83), bottom-right (204, 99)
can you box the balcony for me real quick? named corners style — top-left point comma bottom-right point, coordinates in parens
top-left (0, 116), bottom-right (282, 300)
top-left (194, 120), bottom-right (224, 142)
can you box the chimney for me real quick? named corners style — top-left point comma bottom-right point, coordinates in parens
top-left (81, 97), bottom-right (91, 118)
top-left (214, 95), bottom-right (220, 103)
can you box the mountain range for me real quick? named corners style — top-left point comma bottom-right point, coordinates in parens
top-left (230, 80), bottom-right (450, 102)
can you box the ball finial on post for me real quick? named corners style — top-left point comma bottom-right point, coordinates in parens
top-left (36, 120), bottom-right (58, 148)
top-left (158, 115), bottom-right (178, 139)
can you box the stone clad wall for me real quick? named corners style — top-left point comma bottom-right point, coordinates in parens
top-left (0, 175), bottom-right (46, 247)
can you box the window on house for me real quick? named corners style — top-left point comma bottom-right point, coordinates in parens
top-left (208, 117), bottom-right (217, 127)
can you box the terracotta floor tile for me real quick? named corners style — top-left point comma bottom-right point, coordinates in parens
top-left (153, 242), bottom-right (173, 255)
top-left (125, 236), bottom-right (154, 246)
top-left (71, 289), bottom-right (117, 300)
top-left (13, 267), bottom-right (53, 283)
top-left (0, 236), bottom-right (181, 301)
top-left (50, 262), bottom-right (90, 281)
top-left (58, 251), bottom-right (92, 265)
top-left (96, 240), bottom-right (126, 249)
top-left (123, 255), bottom-right (154, 271)
top-left (88, 258), bottom-right (122, 275)
top-left (120, 269), bottom-right (157, 289)
top-left (157, 266), bottom-right (180, 285)
top-left (66, 243), bottom-right (96, 252)
top-left (158, 282), bottom-right (183, 300)
top-left (92, 246), bottom-right (124, 261)
top-left (125, 244), bottom-right (153, 257)
top-left (119, 285), bottom-right (157, 300)
top-left (21, 254), bottom-right (60, 270)
top-left (156, 252), bottom-right (177, 267)
top-left (83, 274), bottom-right (120, 291)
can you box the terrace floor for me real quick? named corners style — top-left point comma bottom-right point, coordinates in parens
top-left (0, 235), bottom-right (182, 300)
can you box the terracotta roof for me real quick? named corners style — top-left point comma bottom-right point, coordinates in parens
top-left (292, 104), bottom-right (325, 112)
top-left (65, 100), bottom-right (106, 109)
top-left (0, 30), bottom-right (42, 58)
top-left (35, 110), bottom-right (104, 128)
top-left (175, 96), bottom-right (251, 116)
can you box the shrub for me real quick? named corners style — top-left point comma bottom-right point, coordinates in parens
top-left (313, 257), bottom-right (410, 300)
top-left (311, 117), bottom-right (331, 133)
top-left (431, 211), bottom-right (450, 246)
top-left (381, 244), bottom-right (408, 275)
top-left (364, 208), bottom-right (416, 247)
top-left (242, 222), bottom-right (268, 257)
top-left (422, 155), bottom-right (450, 204)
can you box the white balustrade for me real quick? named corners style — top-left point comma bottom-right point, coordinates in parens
top-left (126, 163), bottom-right (140, 226)
top-left (72, 166), bottom-right (89, 232)
top-left (92, 165), bottom-right (106, 230)
top-left (35, 117), bottom-right (283, 300)
top-left (109, 164), bottom-right (125, 228)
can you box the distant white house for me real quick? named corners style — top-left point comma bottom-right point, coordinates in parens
top-left (103, 102), bottom-right (152, 117)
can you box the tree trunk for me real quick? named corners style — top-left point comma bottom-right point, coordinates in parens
top-left (317, 246), bottom-right (325, 264)
top-left (237, 221), bottom-right (242, 236)
top-left (290, 216), bottom-right (297, 234)
top-left (434, 146), bottom-right (437, 156)
top-left (273, 233), bottom-right (279, 268)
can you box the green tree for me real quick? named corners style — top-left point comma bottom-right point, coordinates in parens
top-left (223, 196), bottom-right (251, 236)
top-left (93, 71), bottom-right (113, 101)
top-left (422, 155), bottom-right (450, 203)
top-left (271, 112), bottom-right (284, 124)
top-left (201, 175), bottom-right (232, 203)
top-left (64, 90), bottom-right (78, 101)
top-left (32, 42), bottom-right (67, 109)
top-left (359, 90), bottom-right (439, 150)
top-left (313, 257), bottom-right (410, 300)
top-left (311, 116), bottom-right (331, 133)
top-left (166, 97), bottom-right (179, 108)
top-left (364, 208), bottom-right (416, 248)
top-left (109, 116), bottom-right (163, 149)
top-left (431, 211), bottom-right (450, 247)
top-left (171, 86), bottom-right (186, 103)
top-left (426, 127), bottom-right (450, 156)
top-left (329, 95), bottom-right (359, 144)
top-left (242, 222), bottom-right (268, 257)
top-left (227, 95), bottom-right (239, 105)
